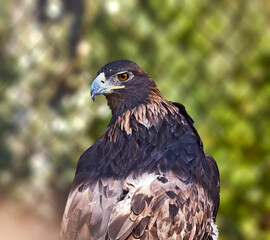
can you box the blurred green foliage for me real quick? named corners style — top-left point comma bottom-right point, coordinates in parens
top-left (0, 0), bottom-right (269, 239)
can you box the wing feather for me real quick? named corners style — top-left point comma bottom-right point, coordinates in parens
top-left (61, 169), bottom-right (218, 240)
top-left (60, 178), bottom-right (122, 240)
top-left (205, 153), bottom-right (220, 220)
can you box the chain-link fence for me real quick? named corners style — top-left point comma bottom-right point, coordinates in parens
top-left (0, 0), bottom-right (269, 239)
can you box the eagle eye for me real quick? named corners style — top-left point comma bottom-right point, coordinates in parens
top-left (117, 73), bottom-right (129, 81)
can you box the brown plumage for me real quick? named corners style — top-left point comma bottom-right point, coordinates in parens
top-left (60, 60), bottom-right (220, 240)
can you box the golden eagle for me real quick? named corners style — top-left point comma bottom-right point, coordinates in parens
top-left (60, 60), bottom-right (220, 240)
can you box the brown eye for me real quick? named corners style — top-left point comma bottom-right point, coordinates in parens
top-left (118, 73), bottom-right (129, 81)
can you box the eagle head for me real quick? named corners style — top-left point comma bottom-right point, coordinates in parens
top-left (91, 60), bottom-right (161, 112)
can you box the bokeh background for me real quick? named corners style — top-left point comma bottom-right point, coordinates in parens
top-left (0, 0), bottom-right (269, 239)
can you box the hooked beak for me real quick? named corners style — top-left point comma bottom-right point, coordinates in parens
top-left (90, 72), bottom-right (125, 101)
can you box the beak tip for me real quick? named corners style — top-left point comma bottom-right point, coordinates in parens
top-left (91, 91), bottom-right (96, 102)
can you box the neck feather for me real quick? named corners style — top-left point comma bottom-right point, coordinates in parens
top-left (105, 96), bottom-right (179, 142)
top-left (105, 83), bottom-right (163, 116)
